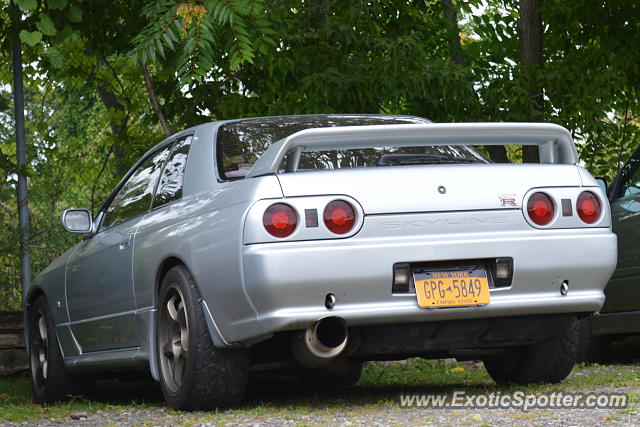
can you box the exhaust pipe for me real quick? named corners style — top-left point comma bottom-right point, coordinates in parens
top-left (291, 317), bottom-right (348, 368)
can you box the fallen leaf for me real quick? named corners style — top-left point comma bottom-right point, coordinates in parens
top-left (450, 366), bottom-right (465, 373)
top-left (470, 414), bottom-right (483, 423)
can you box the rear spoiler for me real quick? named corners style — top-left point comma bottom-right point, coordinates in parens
top-left (246, 122), bottom-right (578, 178)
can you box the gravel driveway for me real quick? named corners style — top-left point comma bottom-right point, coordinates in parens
top-left (3, 360), bottom-right (639, 427)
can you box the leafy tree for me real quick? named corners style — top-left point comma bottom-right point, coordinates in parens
top-left (1, 0), bottom-right (640, 310)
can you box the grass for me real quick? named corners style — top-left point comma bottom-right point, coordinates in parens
top-left (0, 377), bottom-right (164, 423)
top-left (1, 339), bottom-right (640, 424)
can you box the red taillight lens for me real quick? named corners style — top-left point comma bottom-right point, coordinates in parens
top-left (527, 192), bottom-right (555, 226)
top-left (577, 191), bottom-right (602, 224)
top-left (263, 203), bottom-right (297, 238)
top-left (323, 200), bottom-right (356, 234)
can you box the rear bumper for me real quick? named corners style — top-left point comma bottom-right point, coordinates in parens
top-left (353, 314), bottom-right (577, 359)
top-left (228, 212), bottom-right (617, 345)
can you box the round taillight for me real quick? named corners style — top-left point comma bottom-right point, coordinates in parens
top-left (323, 200), bottom-right (356, 234)
top-left (527, 192), bottom-right (555, 226)
top-left (263, 203), bottom-right (297, 238)
top-left (577, 191), bottom-right (602, 224)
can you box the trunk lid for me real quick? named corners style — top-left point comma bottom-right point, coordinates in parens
top-left (276, 164), bottom-right (582, 214)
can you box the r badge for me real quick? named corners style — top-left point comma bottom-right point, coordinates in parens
top-left (499, 194), bottom-right (517, 207)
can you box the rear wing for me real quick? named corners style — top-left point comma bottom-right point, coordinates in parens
top-left (245, 122), bottom-right (578, 178)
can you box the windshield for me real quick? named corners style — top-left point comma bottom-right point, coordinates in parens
top-left (216, 115), bottom-right (488, 180)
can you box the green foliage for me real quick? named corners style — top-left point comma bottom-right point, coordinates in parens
top-left (131, 0), bottom-right (274, 83)
top-left (18, 29), bottom-right (41, 46)
top-left (35, 14), bottom-right (56, 36)
top-left (0, 0), bottom-right (165, 310)
top-left (455, 0), bottom-right (640, 176)
top-left (48, 0), bottom-right (68, 10)
top-left (16, 0), bottom-right (36, 12)
top-left (1, 0), bottom-right (640, 310)
top-left (66, 4), bottom-right (82, 22)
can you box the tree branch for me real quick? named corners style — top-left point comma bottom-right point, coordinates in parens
top-left (142, 64), bottom-right (172, 137)
top-left (91, 144), bottom-right (114, 215)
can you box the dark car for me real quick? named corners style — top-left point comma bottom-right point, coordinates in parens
top-left (578, 144), bottom-right (640, 361)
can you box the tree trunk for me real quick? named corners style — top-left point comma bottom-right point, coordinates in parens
top-left (441, 0), bottom-right (509, 163)
top-left (82, 51), bottom-right (131, 178)
top-left (96, 86), bottom-right (130, 176)
top-left (440, 0), bottom-right (466, 67)
top-left (518, 0), bottom-right (543, 163)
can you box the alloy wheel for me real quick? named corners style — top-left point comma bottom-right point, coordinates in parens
top-left (30, 311), bottom-right (48, 387)
top-left (158, 284), bottom-right (190, 393)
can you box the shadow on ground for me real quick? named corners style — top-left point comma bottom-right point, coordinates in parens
top-left (609, 335), bottom-right (640, 364)
top-left (87, 375), bottom-right (488, 407)
top-left (35, 336), bottom-right (640, 411)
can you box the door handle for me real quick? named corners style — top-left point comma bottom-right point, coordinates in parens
top-left (119, 234), bottom-right (133, 250)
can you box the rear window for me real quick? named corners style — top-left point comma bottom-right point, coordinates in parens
top-left (216, 115), bottom-right (487, 180)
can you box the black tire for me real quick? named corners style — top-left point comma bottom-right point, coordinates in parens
top-left (576, 316), bottom-right (611, 363)
top-left (28, 296), bottom-right (92, 404)
top-left (299, 361), bottom-right (363, 388)
top-left (156, 265), bottom-right (249, 410)
top-left (483, 317), bottom-right (578, 385)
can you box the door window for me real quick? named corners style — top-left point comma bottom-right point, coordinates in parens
top-left (103, 145), bottom-right (172, 228)
top-left (153, 135), bottom-right (193, 208)
top-left (616, 150), bottom-right (640, 199)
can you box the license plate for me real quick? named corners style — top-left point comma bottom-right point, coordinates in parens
top-left (414, 268), bottom-right (490, 308)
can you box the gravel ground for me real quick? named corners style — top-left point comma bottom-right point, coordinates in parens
top-left (2, 361), bottom-right (639, 426)
top-left (3, 400), bottom-right (638, 427)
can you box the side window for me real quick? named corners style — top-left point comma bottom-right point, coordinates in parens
top-left (616, 152), bottom-right (640, 199)
top-left (153, 135), bottom-right (192, 208)
top-left (103, 146), bottom-right (172, 229)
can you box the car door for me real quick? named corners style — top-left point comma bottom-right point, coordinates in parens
top-left (65, 145), bottom-right (172, 352)
top-left (602, 147), bottom-right (640, 313)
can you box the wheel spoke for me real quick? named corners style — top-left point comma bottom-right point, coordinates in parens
top-left (159, 286), bottom-right (191, 393)
top-left (177, 301), bottom-right (189, 351)
top-left (172, 338), bottom-right (182, 359)
top-left (32, 313), bottom-right (48, 387)
top-left (38, 316), bottom-right (47, 342)
top-left (163, 341), bottom-right (174, 359)
top-left (173, 355), bottom-right (185, 385)
top-left (177, 301), bottom-right (186, 326)
top-left (167, 296), bottom-right (179, 323)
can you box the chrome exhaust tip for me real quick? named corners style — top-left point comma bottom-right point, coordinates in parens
top-left (292, 317), bottom-right (348, 368)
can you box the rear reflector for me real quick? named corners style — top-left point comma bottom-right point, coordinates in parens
top-left (392, 263), bottom-right (411, 293)
top-left (527, 192), bottom-right (555, 226)
top-left (576, 191), bottom-right (602, 224)
top-left (323, 200), bottom-right (356, 234)
top-left (263, 203), bottom-right (298, 238)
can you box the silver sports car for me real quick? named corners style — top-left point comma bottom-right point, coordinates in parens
top-left (26, 115), bottom-right (617, 409)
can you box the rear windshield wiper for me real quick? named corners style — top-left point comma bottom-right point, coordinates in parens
top-left (376, 154), bottom-right (484, 166)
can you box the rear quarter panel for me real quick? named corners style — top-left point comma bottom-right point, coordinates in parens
top-left (132, 122), bottom-right (284, 346)
top-left (133, 178), bottom-right (282, 313)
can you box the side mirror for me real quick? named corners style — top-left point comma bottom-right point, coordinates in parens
top-left (595, 178), bottom-right (608, 197)
top-left (60, 209), bottom-right (94, 235)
